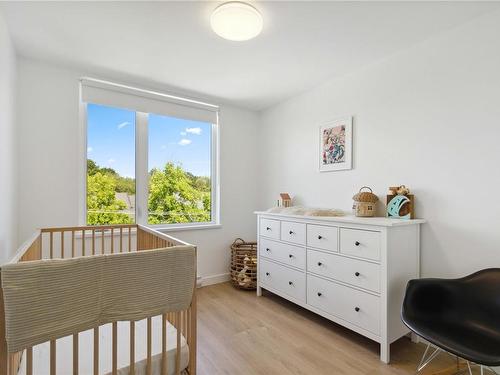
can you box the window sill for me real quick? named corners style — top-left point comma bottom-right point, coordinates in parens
top-left (151, 223), bottom-right (222, 232)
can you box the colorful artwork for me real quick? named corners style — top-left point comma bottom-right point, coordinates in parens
top-left (319, 117), bottom-right (352, 172)
top-left (322, 125), bottom-right (346, 165)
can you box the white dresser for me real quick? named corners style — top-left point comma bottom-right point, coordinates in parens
top-left (255, 212), bottom-right (425, 363)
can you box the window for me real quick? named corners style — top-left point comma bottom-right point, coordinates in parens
top-left (148, 114), bottom-right (212, 225)
top-left (86, 104), bottom-right (136, 225)
top-left (81, 78), bottom-right (219, 229)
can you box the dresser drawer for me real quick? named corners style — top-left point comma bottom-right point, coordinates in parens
top-left (260, 218), bottom-right (280, 239)
top-left (280, 221), bottom-right (306, 245)
top-left (307, 250), bottom-right (380, 293)
top-left (259, 238), bottom-right (306, 270)
top-left (260, 258), bottom-right (306, 302)
top-left (340, 228), bottom-right (381, 261)
top-left (307, 224), bottom-right (338, 252)
top-left (307, 274), bottom-right (380, 335)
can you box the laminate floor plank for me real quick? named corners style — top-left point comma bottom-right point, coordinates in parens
top-left (197, 283), bottom-right (484, 375)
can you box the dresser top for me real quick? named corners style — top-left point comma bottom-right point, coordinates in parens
top-left (254, 211), bottom-right (425, 227)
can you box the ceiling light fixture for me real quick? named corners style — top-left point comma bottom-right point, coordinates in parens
top-left (210, 2), bottom-right (263, 41)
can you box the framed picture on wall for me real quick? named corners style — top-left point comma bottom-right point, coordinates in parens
top-left (319, 116), bottom-right (353, 172)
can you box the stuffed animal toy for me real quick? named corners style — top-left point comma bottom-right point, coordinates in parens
top-left (237, 255), bottom-right (252, 287)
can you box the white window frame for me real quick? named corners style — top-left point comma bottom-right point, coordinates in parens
top-left (78, 80), bottom-right (221, 231)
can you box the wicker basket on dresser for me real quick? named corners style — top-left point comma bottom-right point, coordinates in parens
top-left (255, 211), bottom-right (425, 364)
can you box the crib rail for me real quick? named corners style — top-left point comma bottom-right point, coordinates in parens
top-left (0, 224), bottom-right (197, 375)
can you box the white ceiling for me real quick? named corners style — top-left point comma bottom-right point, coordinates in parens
top-left (2, 1), bottom-right (499, 111)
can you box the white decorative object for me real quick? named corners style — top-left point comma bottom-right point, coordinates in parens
top-left (210, 2), bottom-right (263, 41)
top-left (266, 206), bottom-right (344, 217)
top-left (319, 116), bottom-right (353, 172)
top-left (255, 211), bottom-right (425, 363)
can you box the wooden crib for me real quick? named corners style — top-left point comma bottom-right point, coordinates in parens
top-left (0, 224), bottom-right (197, 375)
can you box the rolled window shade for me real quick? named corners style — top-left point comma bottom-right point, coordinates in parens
top-left (80, 78), bottom-right (219, 124)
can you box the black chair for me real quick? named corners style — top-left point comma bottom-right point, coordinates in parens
top-left (402, 269), bottom-right (500, 375)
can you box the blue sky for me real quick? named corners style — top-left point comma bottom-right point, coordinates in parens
top-left (87, 103), bottom-right (211, 178)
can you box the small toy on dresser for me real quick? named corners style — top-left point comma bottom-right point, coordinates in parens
top-left (386, 185), bottom-right (415, 219)
top-left (277, 193), bottom-right (292, 207)
top-left (352, 186), bottom-right (379, 217)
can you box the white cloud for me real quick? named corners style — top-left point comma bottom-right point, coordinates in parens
top-left (117, 121), bottom-right (131, 129)
top-left (185, 127), bottom-right (202, 135)
top-left (178, 139), bottom-right (192, 146)
top-left (107, 158), bottom-right (116, 164)
top-left (180, 131), bottom-right (187, 136)
top-left (87, 146), bottom-right (93, 153)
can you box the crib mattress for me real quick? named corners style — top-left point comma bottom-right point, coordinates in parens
top-left (18, 316), bottom-right (189, 375)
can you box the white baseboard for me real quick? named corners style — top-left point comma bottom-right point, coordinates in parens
top-left (198, 273), bottom-right (230, 288)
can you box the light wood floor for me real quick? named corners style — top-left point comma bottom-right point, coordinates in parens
top-left (196, 282), bottom-right (484, 375)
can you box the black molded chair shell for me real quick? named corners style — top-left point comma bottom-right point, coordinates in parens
top-left (402, 268), bottom-right (500, 367)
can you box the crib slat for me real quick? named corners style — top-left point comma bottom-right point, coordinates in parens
top-left (147, 318), bottom-right (152, 375)
top-left (93, 327), bottom-right (99, 375)
top-left (111, 228), bottom-right (114, 254)
top-left (128, 227), bottom-right (132, 252)
top-left (8, 353), bottom-right (16, 375)
top-left (61, 231), bottom-right (65, 259)
top-left (176, 311), bottom-right (181, 375)
top-left (26, 347), bottom-right (33, 375)
top-left (101, 230), bottom-right (105, 255)
top-left (112, 322), bottom-right (118, 375)
top-left (50, 340), bottom-right (56, 375)
top-left (162, 314), bottom-right (167, 375)
top-left (130, 321), bottom-right (135, 375)
top-left (187, 308), bottom-right (191, 355)
top-left (119, 228), bottom-right (123, 253)
top-left (183, 310), bottom-right (187, 337)
top-left (92, 229), bottom-right (96, 255)
top-left (180, 310), bottom-right (184, 336)
top-left (185, 310), bottom-right (189, 337)
top-left (73, 333), bottom-right (79, 375)
top-left (71, 230), bottom-right (75, 258)
top-left (189, 292), bottom-right (197, 375)
top-left (50, 231), bottom-right (54, 259)
top-left (82, 229), bottom-right (86, 256)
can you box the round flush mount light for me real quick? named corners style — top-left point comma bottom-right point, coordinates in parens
top-left (210, 2), bottom-right (263, 41)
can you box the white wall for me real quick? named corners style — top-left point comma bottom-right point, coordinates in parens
top-left (169, 106), bottom-right (259, 283)
top-left (15, 8), bottom-right (500, 281)
top-left (16, 58), bottom-right (259, 282)
top-left (0, 12), bottom-right (18, 263)
top-left (259, 10), bottom-right (500, 278)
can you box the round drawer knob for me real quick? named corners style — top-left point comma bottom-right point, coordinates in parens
top-left (355, 241), bottom-right (360, 246)
top-left (355, 272), bottom-right (360, 277)
top-left (317, 262), bottom-right (322, 266)
top-left (288, 281), bottom-right (293, 285)
top-left (265, 272), bottom-right (270, 276)
top-left (289, 230), bottom-right (294, 235)
top-left (289, 254), bottom-right (293, 258)
top-left (266, 248), bottom-right (270, 252)
top-left (266, 227), bottom-right (271, 231)
top-left (317, 292), bottom-right (322, 297)
top-left (318, 235), bottom-right (323, 240)
top-left (355, 307), bottom-right (360, 312)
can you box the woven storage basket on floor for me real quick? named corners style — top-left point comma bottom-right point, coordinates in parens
top-left (230, 238), bottom-right (257, 290)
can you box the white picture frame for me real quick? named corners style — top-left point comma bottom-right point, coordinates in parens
top-left (319, 116), bottom-right (353, 172)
